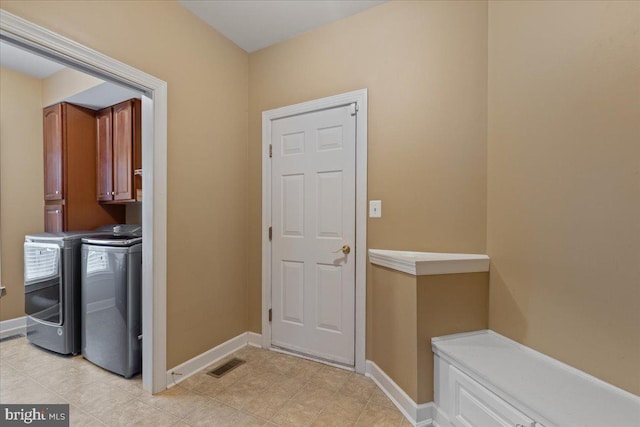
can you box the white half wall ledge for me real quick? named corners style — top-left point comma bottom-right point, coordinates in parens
top-left (368, 249), bottom-right (490, 276)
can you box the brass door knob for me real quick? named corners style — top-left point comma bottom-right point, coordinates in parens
top-left (333, 245), bottom-right (351, 255)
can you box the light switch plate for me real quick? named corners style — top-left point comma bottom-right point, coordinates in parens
top-left (369, 200), bottom-right (382, 218)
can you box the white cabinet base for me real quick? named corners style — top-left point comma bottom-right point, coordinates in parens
top-left (432, 330), bottom-right (640, 427)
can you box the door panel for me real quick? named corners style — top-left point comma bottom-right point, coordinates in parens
top-left (282, 174), bottom-right (305, 236)
top-left (316, 264), bottom-right (342, 332)
top-left (282, 261), bottom-right (304, 325)
top-left (43, 104), bottom-right (64, 201)
top-left (317, 171), bottom-right (343, 238)
top-left (317, 125), bottom-right (343, 151)
top-left (271, 104), bottom-right (356, 365)
top-left (282, 132), bottom-right (305, 155)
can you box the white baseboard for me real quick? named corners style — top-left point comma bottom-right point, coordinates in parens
top-left (166, 332), bottom-right (262, 388)
top-left (366, 360), bottom-right (434, 427)
top-left (0, 316), bottom-right (26, 340)
top-left (432, 406), bottom-right (453, 427)
top-left (247, 331), bottom-right (262, 347)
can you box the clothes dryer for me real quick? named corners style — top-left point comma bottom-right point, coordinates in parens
top-left (24, 231), bottom-right (102, 354)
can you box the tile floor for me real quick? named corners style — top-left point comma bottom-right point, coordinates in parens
top-left (0, 336), bottom-right (411, 426)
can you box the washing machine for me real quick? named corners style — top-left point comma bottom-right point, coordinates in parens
top-left (80, 233), bottom-right (142, 378)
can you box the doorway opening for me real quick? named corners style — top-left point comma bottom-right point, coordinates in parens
top-left (0, 10), bottom-right (168, 393)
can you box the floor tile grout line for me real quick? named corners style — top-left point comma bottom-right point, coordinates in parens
top-left (12, 365), bottom-right (74, 406)
top-left (131, 392), bottom-right (196, 424)
top-left (74, 404), bottom-right (109, 427)
top-left (7, 349), bottom-right (119, 400)
top-left (353, 388), bottom-right (376, 426)
top-left (263, 373), bottom-right (315, 422)
top-left (257, 363), bottom-right (348, 425)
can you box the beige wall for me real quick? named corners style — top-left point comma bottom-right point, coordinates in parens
top-left (248, 0), bottom-right (489, 332)
top-left (487, 1), bottom-right (640, 395)
top-left (368, 266), bottom-right (488, 403)
top-left (1, 0), bottom-right (249, 369)
top-left (368, 266), bottom-right (418, 399)
top-left (416, 273), bottom-right (488, 402)
top-left (0, 67), bottom-right (44, 321)
top-left (42, 67), bottom-right (103, 107)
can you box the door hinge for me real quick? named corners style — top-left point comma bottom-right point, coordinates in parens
top-left (268, 226), bottom-right (272, 241)
top-left (269, 144), bottom-right (272, 158)
top-left (268, 308), bottom-right (272, 322)
top-left (350, 102), bottom-right (359, 116)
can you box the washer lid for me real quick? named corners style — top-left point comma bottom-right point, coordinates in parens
top-left (81, 235), bottom-right (142, 246)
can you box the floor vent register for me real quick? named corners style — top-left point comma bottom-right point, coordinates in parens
top-left (207, 358), bottom-right (246, 378)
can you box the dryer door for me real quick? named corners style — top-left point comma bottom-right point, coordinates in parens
top-left (24, 242), bottom-right (63, 325)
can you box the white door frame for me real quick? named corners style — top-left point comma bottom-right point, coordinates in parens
top-left (262, 89), bottom-right (367, 373)
top-left (0, 10), bottom-right (168, 393)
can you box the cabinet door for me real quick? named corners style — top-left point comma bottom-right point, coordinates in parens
top-left (96, 107), bottom-right (113, 201)
top-left (44, 204), bottom-right (64, 233)
top-left (112, 100), bottom-right (133, 201)
top-left (43, 104), bottom-right (64, 201)
top-left (449, 366), bottom-right (535, 427)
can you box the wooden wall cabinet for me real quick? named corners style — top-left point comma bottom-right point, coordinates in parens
top-left (43, 103), bottom-right (125, 232)
top-left (96, 99), bottom-right (141, 203)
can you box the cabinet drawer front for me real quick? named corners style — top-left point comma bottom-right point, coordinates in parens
top-left (449, 365), bottom-right (534, 427)
top-left (44, 204), bottom-right (64, 233)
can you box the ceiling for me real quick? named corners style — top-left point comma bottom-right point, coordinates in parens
top-left (178, 0), bottom-right (388, 53)
top-left (0, 40), bottom-right (65, 78)
top-left (0, 1), bottom-right (390, 101)
top-left (0, 40), bottom-right (141, 109)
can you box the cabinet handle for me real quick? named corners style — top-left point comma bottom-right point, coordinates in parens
top-left (55, 190), bottom-right (59, 194)
top-left (111, 191), bottom-right (115, 196)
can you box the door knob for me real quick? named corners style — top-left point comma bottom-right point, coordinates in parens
top-left (333, 245), bottom-right (351, 255)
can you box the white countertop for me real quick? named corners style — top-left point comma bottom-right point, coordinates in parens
top-left (368, 249), bottom-right (490, 275)
top-left (432, 330), bottom-right (640, 427)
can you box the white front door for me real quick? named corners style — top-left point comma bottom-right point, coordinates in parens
top-left (271, 104), bottom-right (356, 366)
